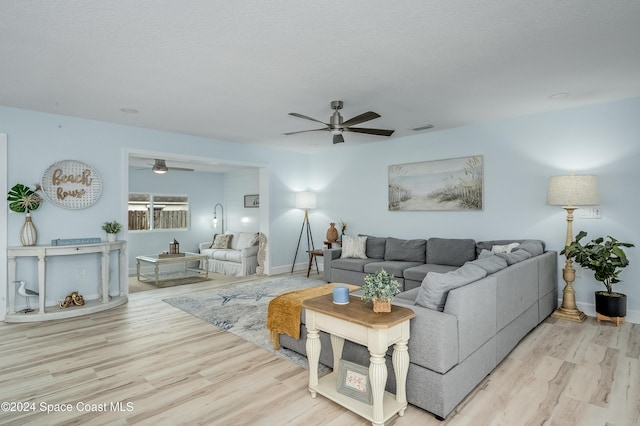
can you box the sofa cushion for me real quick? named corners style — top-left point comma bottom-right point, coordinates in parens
top-left (213, 250), bottom-right (231, 261)
top-left (467, 255), bottom-right (508, 274)
top-left (341, 235), bottom-right (368, 259)
top-left (384, 237), bottom-right (426, 262)
top-left (496, 249), bottom-right (532, 265)
top-left (415, 263), bottom-right (488, 311)
top-left (363, 261), bottom-right (423, 278)
top-left (427, 238), bottom-right (476, 266)
top-left (331, 258), bottom-right (378, 272)
top-left (359, 235), bottom-right (386, 259)
top-left (403, 263), bottom-right (459, 283)
top-left (225, 251), bottom-right (243, 263)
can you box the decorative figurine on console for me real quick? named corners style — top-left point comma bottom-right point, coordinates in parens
top-left (59, 291), bottom-right (85, 308)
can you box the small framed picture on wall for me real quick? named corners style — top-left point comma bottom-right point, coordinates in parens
top-left (244, 194), bottom-right (259, 208)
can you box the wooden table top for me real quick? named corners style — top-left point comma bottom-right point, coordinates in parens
top-left (302, 293), bottom-right (415, 329)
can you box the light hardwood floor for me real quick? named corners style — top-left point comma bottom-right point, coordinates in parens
top-left (1, 273), bottom-right (639, 425)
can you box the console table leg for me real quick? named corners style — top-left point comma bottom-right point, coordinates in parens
top-left (306, 324), bottom-right (320, 398)
top-left (393, 340), bottom-right (410, 416)
top-left (369, 352), bottom-right (387, 426)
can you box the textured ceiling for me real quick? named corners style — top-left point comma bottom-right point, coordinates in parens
top-left (2, 1), bottom-right (640, 153)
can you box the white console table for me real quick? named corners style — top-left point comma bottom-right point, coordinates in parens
top-left (6, 241), bottom-right (127, 322)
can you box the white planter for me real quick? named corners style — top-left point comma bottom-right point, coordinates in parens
top-left (20, 213), bottom-right (38, 246)
top-left (106, 233), bottom-right (116, 242)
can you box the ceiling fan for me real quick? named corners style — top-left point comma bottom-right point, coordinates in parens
top-left (285, 100), bottom-right (395, 144)
top-left (138, 159), bottom-right (195, 174)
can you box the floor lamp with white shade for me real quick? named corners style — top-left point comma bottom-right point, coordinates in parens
top-left (291, 191), bottom-right (317, 273)
top-left (546, 174), bottom-right (600, 322)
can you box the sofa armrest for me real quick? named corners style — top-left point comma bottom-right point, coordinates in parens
top-left (241, 245), bottom-right (259, 258)
top-left (444, 275), bottom-right (497, 363)
top-left (323, 248), bottom-right (342, 282)
top-left (198, 242), bottom-right (211, 252)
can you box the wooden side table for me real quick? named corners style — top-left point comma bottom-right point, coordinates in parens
top-left (324, 240), bottom-right (342, 249)
top-left (302, 293), bottom-right (416, 426)
top-left (306, 249), bottom-right (323, 277)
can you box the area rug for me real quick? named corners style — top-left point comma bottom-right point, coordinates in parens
top-left (162, 275), bottom-right (328, 370)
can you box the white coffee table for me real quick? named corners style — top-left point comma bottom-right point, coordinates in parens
top-left (136, 252), bottom-right (208, 285)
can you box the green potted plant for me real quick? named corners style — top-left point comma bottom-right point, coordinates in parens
top-left (361, 268), bottom-right (401, 312)
top-left (562, 231), bottom-right (634, 321)
top-left (7, 183), bottom-right (42, 246)
top-left (102, 220), bottom-right (122, 242)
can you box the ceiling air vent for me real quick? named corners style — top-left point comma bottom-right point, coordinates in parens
top-left (410, 124), bottom-right (434, 131)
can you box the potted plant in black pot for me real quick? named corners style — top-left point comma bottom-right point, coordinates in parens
top-left (562, 231), bottom-right (634, 323)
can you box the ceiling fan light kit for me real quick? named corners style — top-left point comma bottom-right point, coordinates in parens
top-left (152, 159), bottom-right (169, 174)
top-left (285, 100), bottom-right (394, 144)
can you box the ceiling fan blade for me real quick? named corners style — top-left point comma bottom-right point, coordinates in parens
top-left (169, 167), bottom-right (195, 172)
top-left (289, 112), bottom-right (328, 125)
top-left (284, 128), bottom-right (328, 135)
top-left (341, 111), bottom-right (381, 127)
top-left (333, 134), bottom-right (345, 144)
top-left (345, 127), bottom-right (395, 137)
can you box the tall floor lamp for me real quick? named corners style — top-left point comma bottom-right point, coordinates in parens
top-left (291, 191), bottom-right (317, 273)
top-left (546, 175), bottom-right (599, 322)
top-left (213, 203), bottom-right (224, 233)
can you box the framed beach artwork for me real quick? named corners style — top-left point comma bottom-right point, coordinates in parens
top-left (388, 155), bottom-right (483, 211)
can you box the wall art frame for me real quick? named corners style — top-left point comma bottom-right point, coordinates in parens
top-left (336, 359), bottom-right (373, 404)
top-left (244, 194), bottom-right (259, 208)
top-left (388, 155), bottom-right (483, 211)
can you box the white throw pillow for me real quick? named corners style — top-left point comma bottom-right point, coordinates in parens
top-left (491, 242), bottom-right (520, 254)
top-left (340, 235), bottom-right (368, 259)
top-left (235, 232), bottom-right (256, 250)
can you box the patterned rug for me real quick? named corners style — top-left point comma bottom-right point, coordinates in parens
top-left (162, 275), bottom-right (328, 370)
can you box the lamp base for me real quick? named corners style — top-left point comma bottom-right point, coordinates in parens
top-left (551, 306), bottom-right (587, 322)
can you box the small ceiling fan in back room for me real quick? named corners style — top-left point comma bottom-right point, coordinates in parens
top-left (135, 159), bottom-right (195, 174)
top-left (284, 100), bottom-right (394, 144)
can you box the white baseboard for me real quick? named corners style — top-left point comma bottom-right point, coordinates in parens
top-left (271, 262), bottom-right (324, 277)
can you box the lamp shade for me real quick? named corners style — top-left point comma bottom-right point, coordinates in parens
top-left (295, 191), bottom-right (317, 209)
top-left (546, 175), bottom-right (599, 206)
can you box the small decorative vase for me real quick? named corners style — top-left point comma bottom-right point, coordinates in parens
top-left (373, 298), bottom-right (391, 313)
top-left (106, 233), bottom-right (117, 242)
top-left (20, 213), bottom-right (38, 246)
top-left (326, 223), bottom-right (339, 242)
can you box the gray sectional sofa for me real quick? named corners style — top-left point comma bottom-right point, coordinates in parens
top-left (278, 236), bottom-right (557, 419)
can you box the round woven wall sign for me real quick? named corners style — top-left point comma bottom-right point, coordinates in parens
top-left (41, 160), bottom-right (102, 209)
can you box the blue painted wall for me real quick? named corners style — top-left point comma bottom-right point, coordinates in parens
top-left (307, 97), bottom-right (640, 318)
top-left (2, 97), bottom-right (639, 318)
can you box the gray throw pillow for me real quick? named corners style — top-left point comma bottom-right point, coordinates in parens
top-left (495, 249), bottom-right (532, 265)
top-left (517, 240), bottom-right (544, 257)
top-left (415, 263), bottom-right (488, 311)
top-left (467, 255), bottom-right (508, 274)
top-left (478, 249), bottom-right (493, 259)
